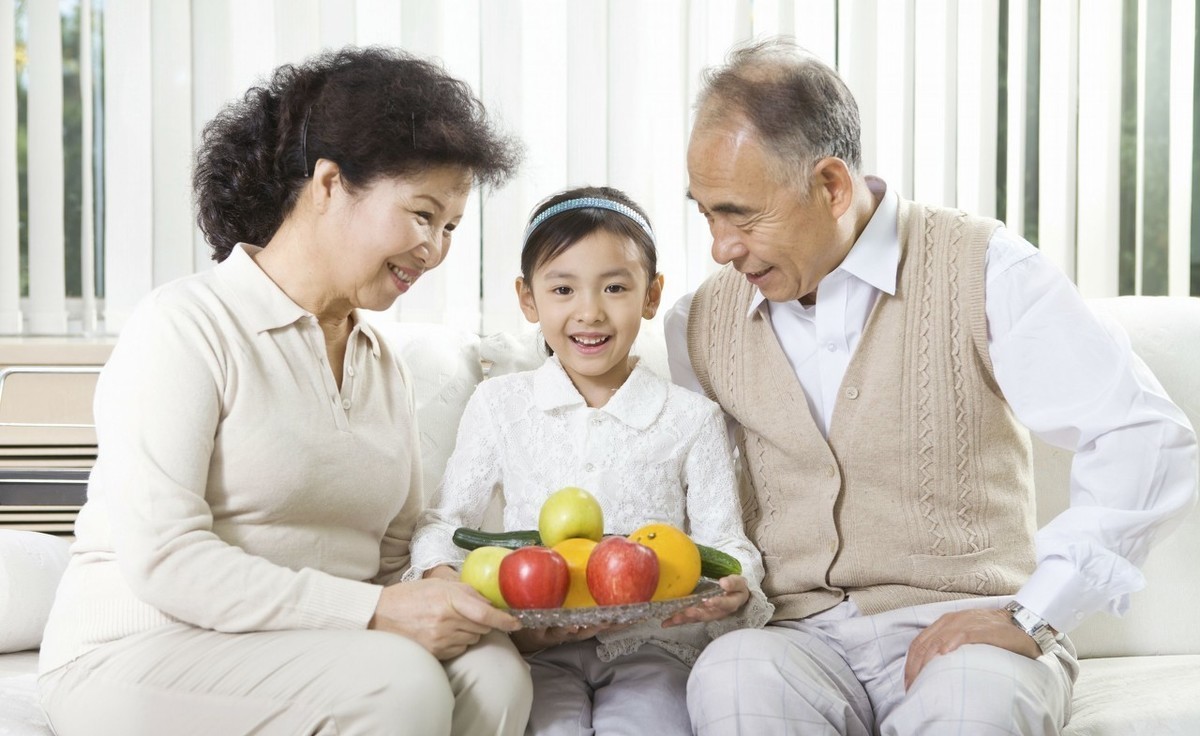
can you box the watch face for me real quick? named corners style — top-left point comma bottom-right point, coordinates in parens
top-left (1013, 608), bottom-right (1041, 632)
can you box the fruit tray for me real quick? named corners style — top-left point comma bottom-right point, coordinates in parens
top-left (510, 578), bottom-right (724, 629)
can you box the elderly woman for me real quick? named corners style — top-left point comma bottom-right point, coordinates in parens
top-left (37, 47), bottom-right (529, 736)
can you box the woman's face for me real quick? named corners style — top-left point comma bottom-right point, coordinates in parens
top-left (323, 164), bottom-right (472, 312)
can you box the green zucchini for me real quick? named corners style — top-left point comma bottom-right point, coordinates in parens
top-left (452, 527), bottom-right (543, 551)
top-left (452, 527), bottom-right (743, 578)
top-left (697, 544), bottom-right (742, 578)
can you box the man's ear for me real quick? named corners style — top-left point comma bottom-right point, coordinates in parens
top-left (515, 276), bottom-right (539, 324)
top-left (811, 157), bottom-right (855, 220)
top-left (643, 272), bottom-right (665, 319)
top-left (309, 158), bottom-right (342, 214)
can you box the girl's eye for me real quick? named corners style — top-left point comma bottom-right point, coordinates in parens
top-left (604, 284), bottom-right (627, 294)
top-left (552, 286), bottom-right (572, 296)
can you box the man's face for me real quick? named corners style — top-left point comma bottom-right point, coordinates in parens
top-left (686, 117), bottom-right (842, 303)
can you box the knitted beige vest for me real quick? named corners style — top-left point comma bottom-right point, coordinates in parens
top-left (688, 199), bottom-right (1037, 621)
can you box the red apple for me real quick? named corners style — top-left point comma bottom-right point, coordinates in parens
top-left (586, 536), bottom-right (660, 606)
top-left (498, 546), bottom-right (571, 609)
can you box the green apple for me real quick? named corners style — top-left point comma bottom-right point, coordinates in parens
top-left (460, 546), bottom-right (512, 608)
top-left (538, 486), bottom-right (604, 547)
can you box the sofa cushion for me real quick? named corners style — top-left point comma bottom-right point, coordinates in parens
top-left (1065, 655), bottom-right (1200, 735)
top-left (365, 320), bottom-right (484, 503)
top-left (1032, 297), bottom-right (1200, 658)
top-left (0, 531), bottom-right (70, 653)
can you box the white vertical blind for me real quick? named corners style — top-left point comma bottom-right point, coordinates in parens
top-left (354, 0), bottom-right (402, 47)
top-left (955, 0), bottom-right (998, 218)
top-left (872, 0), bottom-right (914, 199)
top-left (1134, 0), bottom-right (1148, 294)
top-left (79, 0), bottom-right (96, 332)
top-left (0, 0), bottom-right (20, 332)
top-left (26, 0), bottom-right (67, 333)
top-left (1037, 0), bottom-right (1079, 278)
top-left (4, 0), bottom-right (1199, 337)
top-left (1075, 0), bottom-right (1123, 298)
top-left (837, 1), bottom-right (879, 177)
top-left (911, 0), bottom-right (957, 207)
top-left (793, 0), bottom-right (837, 64)
top-left (102, 0), bottom-right (154, 332)
top-left (1168, 0), bottom-right (1195, 297)
top-left (1005, 0), bottom-right (1029, 240)
top-left (151, 0), bottom-right (193, 288)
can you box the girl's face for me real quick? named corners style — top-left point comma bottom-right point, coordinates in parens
top-left (516, 230), bottom-right (663, 407)
top-left (322, 164), bottom-right (472, 312)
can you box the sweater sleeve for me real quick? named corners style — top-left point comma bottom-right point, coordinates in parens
top-left (99, 296), bottom-right (381, 633)
top-left (682, 402), bottom-right (774, 634)
top-left (405, 382), bottom-right (505, 580)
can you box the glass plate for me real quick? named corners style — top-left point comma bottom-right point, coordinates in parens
top-left (510, 579), bottom-right (724, 629)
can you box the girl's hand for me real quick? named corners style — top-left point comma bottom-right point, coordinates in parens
top-left (369, 578), bottom-right (520, 660)
top-left (660, 574), bottom-right (750, 628)
top-left (423, 564), bottom-right (461, 581)
top-left (510, 623), bottom-right (622, 653)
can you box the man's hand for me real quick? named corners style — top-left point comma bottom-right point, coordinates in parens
top-left (369, 578), bottom-right (521, 660)
top-left (661, 574), bottom-right (750, 627)
top-left (903, 608), bottom-right (1042, 690)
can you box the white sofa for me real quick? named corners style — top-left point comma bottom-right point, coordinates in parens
top-left (2, 295), bottom-right (1197, 734)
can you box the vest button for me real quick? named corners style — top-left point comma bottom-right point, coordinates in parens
top-left (825, 464), bottom-right (837, 478)
top-left (844, 386), bottom-right (859, 400)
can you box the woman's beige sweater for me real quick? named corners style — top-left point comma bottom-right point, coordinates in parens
top-left (40, 245), bottom-right (421, 673)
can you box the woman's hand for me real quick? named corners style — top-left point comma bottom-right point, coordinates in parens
top-left (509, 623), bottom-right (619, 653)
top-left (660, 574), bottom-right (750, 628)
top-left (369, 578), bottom-right (520, 660)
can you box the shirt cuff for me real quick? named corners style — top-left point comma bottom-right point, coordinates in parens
top-left (299, 572), bottom-right (384, 630)
top-left (1015, 557), bottom-right (1119, 634)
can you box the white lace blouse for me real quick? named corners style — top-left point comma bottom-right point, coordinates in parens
top-left (408, 356), bottom-right (772, 664)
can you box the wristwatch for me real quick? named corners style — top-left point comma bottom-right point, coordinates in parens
top-left (1004, 601), bottom-right (1062, 654)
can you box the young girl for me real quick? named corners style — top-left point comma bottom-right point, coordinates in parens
top-left (408, 186), bottom-right (771, 735)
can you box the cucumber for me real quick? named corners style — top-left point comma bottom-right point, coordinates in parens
top-left (452, 527), bottom-right (743, 578)
top-left (452, 528), bottom-right (542, 551)
top-left (697, 544), bottom-right (742, 578)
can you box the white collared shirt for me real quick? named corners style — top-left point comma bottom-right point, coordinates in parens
top-left (408, 355), bottom-right (773, 662)
top-left (665, 181), bottom-right (1198, 633)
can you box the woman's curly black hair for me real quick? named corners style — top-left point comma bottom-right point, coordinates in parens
top-left (193, 46), bottom-right (523, 262)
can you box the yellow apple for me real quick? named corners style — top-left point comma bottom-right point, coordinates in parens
top-left (460, 546), bottom-right (512, 608)
top-left (538, 486), bottom-right (604, 547)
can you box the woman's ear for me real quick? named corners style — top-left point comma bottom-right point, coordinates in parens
top-left (642, 272), bottom-right (665, 319)
top-left (515, 276), bottom-right (539, 324)
top-left (309, 158), bottom-right (342, 214)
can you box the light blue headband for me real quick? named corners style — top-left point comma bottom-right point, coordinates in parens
top-left (522, 197), bottom-right (655, 246)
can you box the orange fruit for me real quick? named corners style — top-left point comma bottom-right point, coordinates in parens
top-left (552, 537), bottom-right (599, 608)
top-left (628, 523), bottom-right (701, 601)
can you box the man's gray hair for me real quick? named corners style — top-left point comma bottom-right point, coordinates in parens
top-left (695, 38), bottom-right (862, 189)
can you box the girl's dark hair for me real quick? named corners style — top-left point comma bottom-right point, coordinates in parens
top-left (193, 46), bottom-right (523, 262)
top-left (520, 186), bottom-right (657, 285)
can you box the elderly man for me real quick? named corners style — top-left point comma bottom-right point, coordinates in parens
top-left (666, 38), bottom-right (1197, 735)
